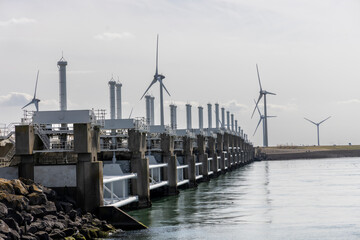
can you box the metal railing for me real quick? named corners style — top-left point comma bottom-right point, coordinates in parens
top-left (195, 162), bottom-right (203, 180)
top-left (207, 157), bottom-right (213, 174)
top-left (100, 142), bottom-right (129, 151)
top-left (149, 163), bottom-right (168, 190)
top-left (134, 117), bottom-right (149, 132)
top-left (103, 173), bottom-right (138, 207)
top-left (177, 164), bottom-right (189, 186)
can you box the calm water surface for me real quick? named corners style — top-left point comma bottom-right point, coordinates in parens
top-left (111, 158), bottom-right (360, 240)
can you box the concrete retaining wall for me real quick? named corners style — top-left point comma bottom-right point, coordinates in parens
top-left (34, 165), bottom-right (76, 187)
top-left (0, 166), bottom-right (18, 180)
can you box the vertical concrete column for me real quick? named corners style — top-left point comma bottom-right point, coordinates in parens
top-left (16, 125), bottom-right (35, 180)
top-left (216, 133), bottom-right (225, 172)
top-left (197, 135), bottom-right (209, 181)
top-left (236, 136), bottom-right (241, 165)
top-left (183, 136), bottom-right (196, 187)
top-left (74, 123), bottom-right (103, 212)
top-left (161, 133), bottom-right (178, 195)
top-left (223, 133), bottom-right (231, 170)
top-left (229, 134), bottom-right (235, 168)
top-left (208, 136), bottom-right (218, 176)
top-left (240, 137), bottom-right (245, 164)
top-left (129, 129), bottom-right (150, 208)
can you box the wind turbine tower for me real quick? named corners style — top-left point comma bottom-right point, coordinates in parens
top-left (141, 35), bottom-right (171, 127)
top-left (253, 99), bottom-right (276, 146)
top-left (304, 116), bottom-right (331, 146)
top-left (252, 64), bottom-right (276, 147)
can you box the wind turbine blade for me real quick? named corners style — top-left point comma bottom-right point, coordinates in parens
top-left (304, 117), bottom-right (317, 125)
top-left (256, 64), bottom-right (263, 92)
top-left (22, 100), bottom-right (34, 109)
top-left (128, 107), bottom-right (134, 119)
top-left (34, 70), bottom-right (39, 99)
top-left (319, 116), bottom-right (331, 125)
top-left (155, 34), bottom-right (159, 76)
top-left (265, 91), bottom-right (276, 95)
top-left (267, 116), bottom-right (277, 118)
top-left (253, 118), bottom-right (262, 136)
top-left (140, 78), bottom-right (157, 100)
top-left (253, 99), bottom-right (261, 116)
top-left (161, 81), bottom-right (171, 97)
top-left (251, 94), bottom-right (263, 118)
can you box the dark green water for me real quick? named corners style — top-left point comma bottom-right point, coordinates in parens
top-left (111, 158), bottom-right (360, 240)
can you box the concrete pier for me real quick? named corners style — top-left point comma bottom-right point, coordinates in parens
top-left (161, 133), bottom-right (178, 195)
top-left (128, 129), bottom-right (151, 208)
top-left (183, 136), bottom-right (196, 187)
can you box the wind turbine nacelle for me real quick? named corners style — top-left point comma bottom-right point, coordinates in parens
top-left (156, 74), bottom-right (165, 80)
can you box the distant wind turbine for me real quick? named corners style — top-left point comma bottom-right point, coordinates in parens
top-left (253, 99), bottom-right (276, 146)
top-left (22, 70), bottom-right (40, 111)
top-left (140, 34), bottom-right (171, 127)
top-left (251, 64), bottom-right (276, 147)
top-left (304, 116), bottom-right (331, 146)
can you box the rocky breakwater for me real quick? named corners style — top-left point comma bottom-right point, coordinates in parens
top-left (0, 178), bottom-right (117, 240)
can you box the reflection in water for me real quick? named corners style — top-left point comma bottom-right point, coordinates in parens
top-left (111, 158), bottom-right (360, 240)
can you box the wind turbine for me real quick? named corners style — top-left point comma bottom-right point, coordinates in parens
top-left (140, 34), bottom-right (171, 127)
top-left (253, 99), bottom-right (276, 146)
top-left (22, 70), bottom-right (40, 111)
top-left (251, 64), bottom-right (276, 147)
top-left (304, 116), bottom-right (331, 146)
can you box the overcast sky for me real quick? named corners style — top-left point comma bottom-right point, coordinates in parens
top-left (1, 0), bottom-right (360, 146)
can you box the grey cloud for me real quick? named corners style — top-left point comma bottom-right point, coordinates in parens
top-left (0, 92), bottom-right (32, 107)
top-left (0, 18), bottom-right (36, 27)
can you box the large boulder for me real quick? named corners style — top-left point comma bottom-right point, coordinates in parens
top-left (0, 202), bottom-right (8, 218)
top-left (3, 218), bottom-right (20, 236)
top-left (0, 219), bottom-right (11, 235)
top-left (35, 231), bottom-right (50, 240)
top-left (28, 192), bottom-right (47, 205)
top-left (29, 184), bottom-right (43, 194)
top-left (0, 192), bottom-right (29, 211)
top-left (11, 179), bottom-right (29, 196)
top-left (7, 209), bottom-right (24, 226)
top-left (0, 179), bottom-right (15, 194)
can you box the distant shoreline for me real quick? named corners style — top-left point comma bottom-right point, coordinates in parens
top-left (257, 145), bottom-right (360, 160)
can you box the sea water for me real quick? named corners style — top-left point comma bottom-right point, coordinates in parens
top-left (110, 158), bottom-right (360, 240)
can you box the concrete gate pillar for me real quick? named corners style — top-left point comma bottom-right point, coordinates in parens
top-left (208, 136), bottom-right (218, 176)
top-left (161, 133), bottom-right (178, 195)
top-left (223, 133), bottom-right (231, 170)
top-left (197, 135), bottom-right (209, 181)
top-left (216, 133), bottom-right (225, 172)
top-left (16, 125), bottom-right (35, 180)
top-left (128, 129), bottom-right (151, 208)
top-left (229, 134), bottom-right (235, 168)
top-left (234, 136), bottom-right (240, 166)
top-left (240, 138), bottom-right (245, 164)
top-left (74, 123), bottom-right (103, 213)
top-left (183, 136), bottom-right (196, 187)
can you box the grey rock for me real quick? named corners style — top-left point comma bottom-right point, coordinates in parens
top-left (7, 209), bottom-right (23, 226)
top-left (3, 218), bottom-right (20, 235)
top-left (21, 235), bottom-right (38, 240)
top-left (34, 231), bottom-right (49, 240)
top-left (0, 220), bottom-right (10, 235)
top-left (27, 193), bottom-right (47, 206)
top-left (43, 202), bottom-right (56, 215)
top-left (68, 210), bottom-right (77, 221)
top-left (0, 202), bottom-right (8, 219)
